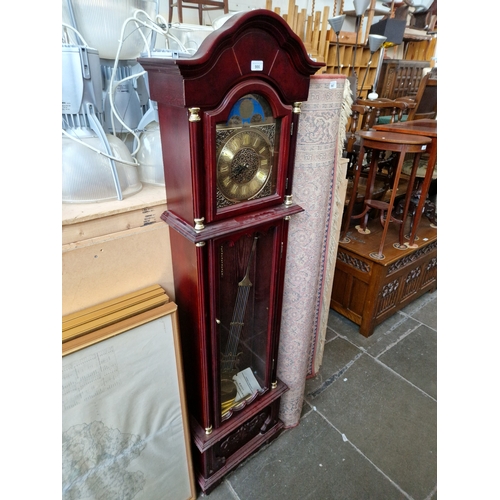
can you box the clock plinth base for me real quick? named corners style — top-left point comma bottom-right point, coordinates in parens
top-left (197, 419), bottom-right (284, 494)
top-left (191, 379), bottom-right (288, 494)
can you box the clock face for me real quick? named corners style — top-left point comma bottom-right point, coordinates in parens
top-left (215, 94), bottom-right (280, 209)
top-left (217, 128), bottom-right (273, 202)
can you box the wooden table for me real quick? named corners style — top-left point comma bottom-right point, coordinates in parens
top-left (341, 130), bottom-right (431, 260)
top-left (373, 119), bottom-right (437, 247)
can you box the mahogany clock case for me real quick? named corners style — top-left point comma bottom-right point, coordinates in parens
top-left (139, 10), bottom-right (323, 493)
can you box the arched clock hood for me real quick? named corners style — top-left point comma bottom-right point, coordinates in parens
top-left (139, 9), bottom-right (324, 109)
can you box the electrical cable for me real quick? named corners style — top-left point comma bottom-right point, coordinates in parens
top-left (62, 128), bottom-right (139, 166)
top-left (107, 9), bottom-right (196, 151)
top-left (62, 22), bottom-right (89, 47)
top-left (108, 71), bottom-right (147, 156)
top-left (108, 10), bottom-right (179, 138)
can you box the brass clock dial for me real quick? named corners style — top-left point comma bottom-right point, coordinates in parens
top-left (217, 128), bottom-right (273, 202)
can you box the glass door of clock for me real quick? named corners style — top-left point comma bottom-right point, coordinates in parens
top-left (212, 225), bottom-right (280, 424)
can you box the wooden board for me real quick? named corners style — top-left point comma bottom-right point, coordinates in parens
top-left (62, 184), bottom-right (174, 317)
top-left (62, 183), bottom-right (167, 244)
top-left (63, 284), bottom-right (167, 330)
top-left (62, 285), bottom-right (170, 343)
top-left (62, 222), bottom-right (174, 317)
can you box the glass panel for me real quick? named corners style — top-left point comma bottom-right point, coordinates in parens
top-left (216, 227), bottom-right (276, 422)
top-left (215, 94), bottom-right (281, 209)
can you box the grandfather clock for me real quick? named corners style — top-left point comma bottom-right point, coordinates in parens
top-left (139, 10), bottom-right (322, 493)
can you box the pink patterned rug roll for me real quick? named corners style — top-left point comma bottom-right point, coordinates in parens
top-left (278, 74), bottom-right (352, 428)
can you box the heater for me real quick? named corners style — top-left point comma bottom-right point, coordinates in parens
top-left (63, 0), bottom-right (159, 136)
top-left (63, 0), bottom-right (158, 60)
top-left (62, 0), bottom-right (163, 202)
top-left (62, 26), bottom-right (142, 203)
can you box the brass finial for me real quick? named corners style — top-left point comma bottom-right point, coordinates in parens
top-left (194, 217), bottom-right (205, 231)
top-left (188, 107), bottom-right (201, 122)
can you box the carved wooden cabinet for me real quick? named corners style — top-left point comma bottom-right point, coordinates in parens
top-left (139, 10), bottom-right (321, 493)
top-left (375, 59), bottom-right (430, 99)
top-left (331, 221), bottom-right (437, 337)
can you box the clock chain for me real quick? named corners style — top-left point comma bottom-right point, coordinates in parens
top-left (221, 236), bottom-right (258, 373)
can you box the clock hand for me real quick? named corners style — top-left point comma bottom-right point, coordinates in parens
top-left (230, 163), bottom-right (249, 179)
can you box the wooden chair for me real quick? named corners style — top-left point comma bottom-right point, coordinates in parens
top-left (396, 157), bottom-right (437, 230)
top-left (345, 98), bottom-right (416, 175)
top-left (394, 70), bottom-right (438, 226)
top-left (405, 70), bottom-right (437, 121)
top-left (168, 0), bottom-right (228, 24)
top-left (342, 98), bottom-right (416, 224)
